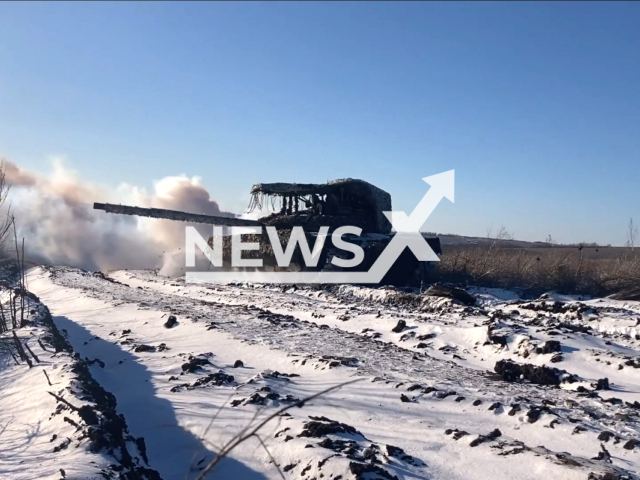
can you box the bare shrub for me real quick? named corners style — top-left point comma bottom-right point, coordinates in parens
top-left (193, 379), bottom-right (360, 480)
top-left (0, 160), bottom-right (30, 335)
top-left (628, 218), bottom-right (638, 251)
top-left (0, 160), bottom-right (14, 257)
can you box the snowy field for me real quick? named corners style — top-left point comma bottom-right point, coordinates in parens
top-left (2, 266), bottom-right (640, 480)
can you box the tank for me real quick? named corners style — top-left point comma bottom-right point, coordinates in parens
top-left (93, 178), bottom-right (441, 287)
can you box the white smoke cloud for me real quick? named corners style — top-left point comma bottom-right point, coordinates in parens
top-left (2, 156), bottom-right (236, 274)
top-left (121, 174), bottom-right (235, 250)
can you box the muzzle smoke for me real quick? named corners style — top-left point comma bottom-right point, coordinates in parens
top-left (3, 157), bottom-right (236, 274)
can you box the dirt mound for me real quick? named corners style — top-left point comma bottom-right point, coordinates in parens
top-left (494, 359), bottom-right (576, 385)
top-left (424, 284), bottom-right (476, 305)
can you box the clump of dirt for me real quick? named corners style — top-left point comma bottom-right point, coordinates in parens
top-left (134, 343), bottom-right (169, 353)
top-left (349, 461), bottom-right (399, 480)
top-left (181, 354), bottom-right (212, 373)
top-left (319, 355), bottom-right (359, 368)
top-left (469, 428), bottom-right (502, 447)
top-left (163, 315), bottom-right (178, 328)
top-left (536, 340), bottom-right (562, 354)
top-left (291, 415), bottom-right (422, 479)
top-left (170, 371), bottom-right (236, 392)
top-left (494, 359), bottom-right (576, 385)
top-left (299, 416), bottom-right (364, 439)
top-left (424, 284), bottom-right (476, 306)
top-left (519, 301), bottom-right (593, 317)
top-left (391, 320), bottom-right (407, 333)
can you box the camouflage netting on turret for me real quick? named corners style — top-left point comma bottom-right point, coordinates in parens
top-left (248, 178), bottom-right (392, 234)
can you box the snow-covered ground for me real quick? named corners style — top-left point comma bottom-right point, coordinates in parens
top-left (2, 266), bottom-right (640, 479)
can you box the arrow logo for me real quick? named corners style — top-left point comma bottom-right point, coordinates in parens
top-left (383, 170), bottom-right (455, 233)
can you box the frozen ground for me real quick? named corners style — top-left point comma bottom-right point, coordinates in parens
top-left (2, 266), bottom-right (640, 479)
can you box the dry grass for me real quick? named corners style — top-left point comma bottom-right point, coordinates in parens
top-left (192, 379), bottom-right (361, 480)
top-left (429, 244), bottom-right (640, 297)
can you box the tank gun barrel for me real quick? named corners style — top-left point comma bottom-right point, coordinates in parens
top-left (93, 202), bottom-right (263, 227)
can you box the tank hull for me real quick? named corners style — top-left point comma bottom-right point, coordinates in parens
top-left (217, 231), bottom-right (441, 287)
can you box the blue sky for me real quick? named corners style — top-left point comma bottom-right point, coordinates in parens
top-left (1, 2), bottom-right (638, 245)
